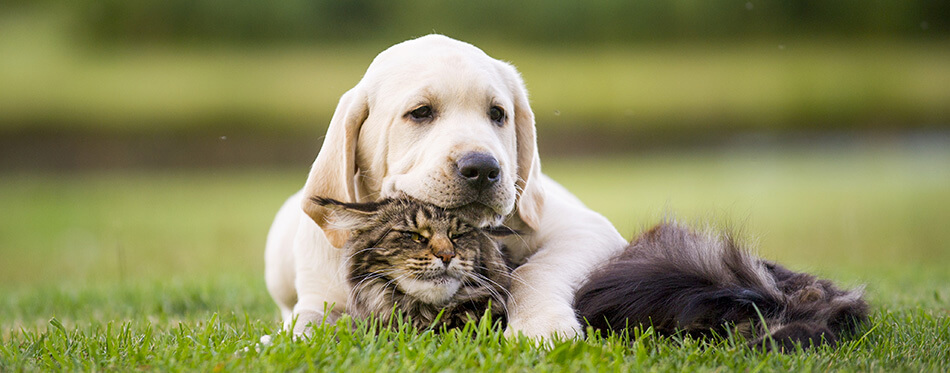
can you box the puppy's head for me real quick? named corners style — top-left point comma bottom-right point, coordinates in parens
top-left (302, 35), bottom-right (543, 247)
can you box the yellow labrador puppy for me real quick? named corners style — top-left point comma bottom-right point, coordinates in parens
top-left (265, 35), bottom-right (625, 339)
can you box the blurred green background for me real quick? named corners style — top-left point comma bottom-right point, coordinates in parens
top-left (0, 0), bottom-right (948, 308)
top-left (1, 0), bottom-right (949, 168)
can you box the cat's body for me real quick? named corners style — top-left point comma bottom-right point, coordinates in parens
top-left (314, 196), bottom-right (868, 349)
top-left (313, 197), bottom-right (512, 330)
top-left (574, 223), bottom-right (869, 351)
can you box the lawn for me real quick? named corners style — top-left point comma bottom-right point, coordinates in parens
top-left (2, 143), bottom-right (949, 370)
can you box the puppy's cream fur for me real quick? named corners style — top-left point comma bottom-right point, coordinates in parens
top-left (264, 35), bottom-right (625, 339)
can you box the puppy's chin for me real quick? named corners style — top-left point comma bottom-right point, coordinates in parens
top-left (446, 203), bottom-right (505, 228)
top-left (381, 186), bottom-right (511, 228)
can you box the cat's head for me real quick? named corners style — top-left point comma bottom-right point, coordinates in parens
top-left (311, 196), bottom-right (513, 306)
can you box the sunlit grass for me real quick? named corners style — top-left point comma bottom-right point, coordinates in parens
top-left (1, 283), bottom-right (948, 371)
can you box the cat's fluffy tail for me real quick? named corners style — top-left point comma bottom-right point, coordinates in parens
top-left (573, 223), bottom-right (868, 351)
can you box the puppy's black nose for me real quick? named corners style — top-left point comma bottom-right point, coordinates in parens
top-left (456, 152), bottom-right (501, 189)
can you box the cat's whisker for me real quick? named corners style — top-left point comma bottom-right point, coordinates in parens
top-left (467, 270), bottom-right (512, 299)
top-left (339, 247), bottom-right (383, 277)
top-left (467, 267), bottom-right (511, 304)
top-left (382, 273), bottom-right (410, 290)
top-left (351, 269), bottom-right (402, 299)
top-left (464, 272), bottom-right (511, 316)
top-left (349, 268), bottom-right (408, 317)
top-left (473, 262), bottom-right (534, 294)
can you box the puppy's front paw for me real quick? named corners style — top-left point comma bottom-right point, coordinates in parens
top-left (290, 310), bottom-right (332, 337)
top-left (504, 306), bottom-right (583, 341)
top-left (259, 334), bottom-right (273, 346)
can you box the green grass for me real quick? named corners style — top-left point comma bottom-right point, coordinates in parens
top-left (2, 309), bottom-right (947, 371)
top-left (2, 144), bottom-right (949, 370)
top-left (2, 9), bottom-right (949, 133)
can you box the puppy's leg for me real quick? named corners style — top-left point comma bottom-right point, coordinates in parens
top-left (288, 216), bottom-right (349, 336)
top-left (265, 192), bottom-right (303, 323)
top-left (504, 186), bottom-right (626, 340)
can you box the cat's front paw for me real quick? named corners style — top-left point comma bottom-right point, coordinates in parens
top-left (504, 306), bottom-right (583, 341)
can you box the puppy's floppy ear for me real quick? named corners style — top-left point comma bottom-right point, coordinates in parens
top-left (302, 87), bottom-right (369, 247)
top-left (504, 63), bottom-right (545, 231)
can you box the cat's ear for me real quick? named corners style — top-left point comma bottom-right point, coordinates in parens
top-left (309, 197), bottom-right (383, 235)
top-left (482, 226), bottom-right (520, 237)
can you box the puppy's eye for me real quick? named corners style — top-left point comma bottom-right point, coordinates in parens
top-left (489, 106), bottom-right (506, 125)
top-left (403, 231), bottom-right (428, 244)
top-left (408, 106), bottom-right (434, 121)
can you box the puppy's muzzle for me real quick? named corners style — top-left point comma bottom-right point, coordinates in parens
top-left (456, 152), bottom-right (500, 190)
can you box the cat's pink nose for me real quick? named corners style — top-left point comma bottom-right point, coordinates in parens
top-left (434, 251), bottom-right (455, 264)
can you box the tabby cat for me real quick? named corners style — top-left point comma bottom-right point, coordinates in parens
top-left (574, 222), bottom-right (869, 351)
top-left (312, 196), bottom-right (513, 330)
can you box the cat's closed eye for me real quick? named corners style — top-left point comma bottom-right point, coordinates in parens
top-left (402, 231), bottom-right (428, 244)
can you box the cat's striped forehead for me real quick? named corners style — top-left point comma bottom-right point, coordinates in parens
top-left (390, 200), bottom-right (469, 234)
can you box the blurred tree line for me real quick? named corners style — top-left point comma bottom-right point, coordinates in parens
top-left (8, 0), bottom-right (948, 45)
top-left (1, 0), bottom-right (948, 167)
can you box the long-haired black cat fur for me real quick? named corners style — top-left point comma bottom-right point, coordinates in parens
top-left (574, 222), bottom-right (869, 351)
